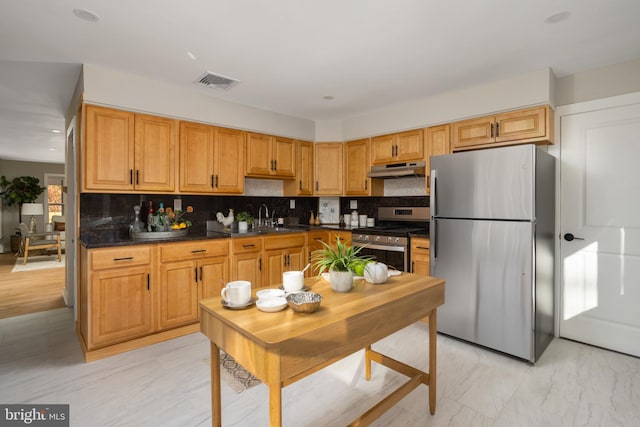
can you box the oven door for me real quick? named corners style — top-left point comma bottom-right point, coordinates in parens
top-left (354, 242), bottom-right (407, 272)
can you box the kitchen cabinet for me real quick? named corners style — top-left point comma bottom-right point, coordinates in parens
top-left (157, 240), bottom-right (229, 330)
top-left (79, 245), bottom-right (154, 350)
top-left (179, 122), bottom-right (245, 194)
top-left (344, 139), bottom-right (384, 196)
top-left (231, 237), bottom-right (263, 288)
top-left (263, 234), bottom-right (306, 287)
top-left (451, 105), bottom-right (553, 151)
top-left (328, 230), bottom-right (352, 247)
top-left (246, 132), bottom-right (296, 178)
top-left (284, 140), bottom-right (314, 196)
top-left (314, 143), bottom-right (343, 195)
top-left (371, 129), bottom-right (424, 165)
top-left (410, 237), bottom-right (430, 276)
top-left (306, 230), bottom-right (328, 277)
top-left (83, 105), bottom-right (177, 192)
top-left (425, 125), bottom-right (451, 195)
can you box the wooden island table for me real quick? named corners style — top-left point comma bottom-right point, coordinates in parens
top-left (200, 273), bottom-right (445, 426)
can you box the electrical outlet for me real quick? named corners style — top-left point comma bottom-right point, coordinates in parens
top-left (290, 199), bottom-right (295, 209)
top-left (174, 199), bottom-right (182, 211)
top-left (350, 200), bottom-right (357, 209)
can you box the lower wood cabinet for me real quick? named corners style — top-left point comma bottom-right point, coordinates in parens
top-left (410, 237), bottom-right (430, 276)
top-left (263, 234), bottom-right (306, 287)
top-left (80, 245), bottom-right (154, 350)
top-left (157, 240), bottom-right (230, 330)
top-left (231, 237), bottom-right (263, 288)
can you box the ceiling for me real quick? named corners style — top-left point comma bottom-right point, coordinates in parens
top-left (1, 0), bottom-right (640, 164)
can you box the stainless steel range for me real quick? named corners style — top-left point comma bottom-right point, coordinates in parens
top-left (352, 207), bottom-right (429, 272)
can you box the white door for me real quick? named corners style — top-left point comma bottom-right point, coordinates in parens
top-left (560, 99), bottom-right (640, 357)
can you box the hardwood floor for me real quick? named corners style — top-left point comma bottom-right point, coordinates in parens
top-left (0, 252), bottom-right (65, 319)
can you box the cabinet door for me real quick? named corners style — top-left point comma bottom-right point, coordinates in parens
top-left (284, 140), bottom-right (314, 196)
top-left (84, 105), bottom-right (135, 191)
top-left (425, 125), bottom-right (450, 195)
top-left (410, 238), bottom-right (430, 275)
top-left (495, 106), bottom-right (547, 143)
top-left (263, 249), bottom-right (285, 287)
top-left (179, 121), bottom-right (215, 193)
top-left (411, 254), bottom-right (430, 276)
top-left (344, 139), bottom-right (372, 195)
top-left (395, 130), bottom-right (424, 162)
top-left (158, 260), bottom-right (199, 330)
top-left (214, 127), bottom-right (245, 193)
top-left (246, 132), bottom-right (273, 176)
top-left (314, 143), bottom-right (343, 195)
top-left (134, 113), bottom-right (177, 192)
top-left (287, 246), bottom-right (306, 272)
top-left (451, 116), bottom-right (494, 150)
top-left (199, 257), bottom-right (229, 301)
top-left (232, 251), bottom-right (262, 288)
top-left (273, 136), bottom-right (296, 177)
top-left (328, 231), bottom-right (352, 247)
top-left (90, 266), bottom-right (152, 348)
top-left (371, 134), bottom-right (396, 165)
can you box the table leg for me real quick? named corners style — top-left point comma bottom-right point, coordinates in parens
top-left (267, 352), bottom-right (282, 427)
top-left (210, 343), bottom-right (221, 427)
top-left (365, 345), bottom-right (372, 380)
top-left (428, 309), bottom-right (437, 415)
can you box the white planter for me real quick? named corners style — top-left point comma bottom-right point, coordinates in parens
top-left (329, 270), bottom-right (354, 292)
top-left (238, 221), bottom-right (249, 232)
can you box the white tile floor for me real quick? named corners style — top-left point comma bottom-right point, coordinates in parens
top-left (1, 308), bottom-right (639, 426)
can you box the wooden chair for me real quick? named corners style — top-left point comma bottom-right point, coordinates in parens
top-left (19, 223), bottom-right (62, 264)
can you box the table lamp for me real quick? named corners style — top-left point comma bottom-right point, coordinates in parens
top-left (21, 203), bottom-right (43, 233)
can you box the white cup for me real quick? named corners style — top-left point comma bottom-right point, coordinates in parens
top-left (282, 271), bottom-right (304, 292)
top-left (221, 280), bottom-right (252, 306)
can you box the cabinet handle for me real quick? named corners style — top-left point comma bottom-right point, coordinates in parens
top-left (299, 180), bottom-right (302, 190)
top-left (191, 249), bottom-right (207, 254)
top-left (200, 266), bottom-right (203, 281)
top-left (215, 175), bottom-right (219, 188)
top-left (315, 181), bottom-right (319, 191)
top-left (136, 170), bottom-right (139, 185)
top-left (416, 246), bottom-right (429, 250)
top-left (147, 274), bottom-right (150, 291)
top-left (411, 261), bottom-right (414, 273)
top-left (490, 123), bottom-right (494, 138)
top-left (211, 175), bottom-right (215, 188)
top-left (288, 254), bottom-right (291, 266)
top-left (113, 257), bottom-right (134, 261)
top-left (496, 122), bottom-right (500, 137)
top-left (195, 267), bottom-right (198, 283)
top-left (243, 244), bottom-right (255, 248)
top-left (274, 160), bottom-right (277, 171)
top-left (259, 257), bottom-right (262, 272)
top-left (364, 180), bottom-right (368, 190)
top-left (129, 169), bottom-right (133, 185)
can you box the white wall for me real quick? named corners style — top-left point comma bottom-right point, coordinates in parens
top-left (82, 64), bottom-right (316, 141)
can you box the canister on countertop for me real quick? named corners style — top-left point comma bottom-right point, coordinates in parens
top-left (366, 218), bottom-right (375, 227)
top-left (359, 214), bottom-right (368, 227)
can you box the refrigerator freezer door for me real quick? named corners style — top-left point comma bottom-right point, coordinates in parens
top-left (432, 218), bottom-right (534, 361)
top-left (431, 145), bottom-right (535, 220)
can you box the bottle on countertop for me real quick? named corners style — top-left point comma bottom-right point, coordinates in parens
top-left (147, 201), bottom-right (154, 232)
top-left (309, 211), bottom-right (315, 225)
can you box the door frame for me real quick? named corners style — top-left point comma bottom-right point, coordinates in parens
top-left (550, 90), bottom-right (640, 337)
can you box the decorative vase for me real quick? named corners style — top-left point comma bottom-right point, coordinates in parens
top-left (238, 221), bottom-right (248, 232)
top-left (329, 270), bottom-right (354, 292)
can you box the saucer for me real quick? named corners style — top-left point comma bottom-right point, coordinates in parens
top-left (222, 297), bottom-right (257, 310)
top-left (278, 285), bottom-right (309, 293)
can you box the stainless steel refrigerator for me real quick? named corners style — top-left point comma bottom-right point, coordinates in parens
top-left (430, 144), bottom-right (555, 362)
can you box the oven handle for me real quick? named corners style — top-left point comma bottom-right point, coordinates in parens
top-left (353, 242), bottom-right (406, 253)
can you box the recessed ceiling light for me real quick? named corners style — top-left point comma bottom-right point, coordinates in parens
top-left (544, 11), bottom-right (571, 24)
top-left (51, 129), bottom-right (62, 133)
top-left (187, 51), bottom-right (197, 61)
top-left (48, 148), bottom-right (57, 151)
top-left (322, 95), bottom-right (335, 101)
top-left (73, 8), bottom-right (100, 23)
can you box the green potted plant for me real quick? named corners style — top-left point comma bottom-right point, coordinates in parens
top-left (235, 211), bottom-right (254, 232)
top-left (311, 237), bottom-right (373, 292)
top-left (0, 175), bottom-right (46, 223)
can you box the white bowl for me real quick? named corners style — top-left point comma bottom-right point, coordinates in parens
top-left (256, 296), bottom-right (288, 313)
top-left (256, 288), bottom-right (285, 299)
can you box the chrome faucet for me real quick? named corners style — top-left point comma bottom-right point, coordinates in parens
top-left (258, 204), bottom-right (269, 228)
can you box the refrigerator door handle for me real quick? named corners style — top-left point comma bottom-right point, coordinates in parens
top-left (431, 171), bottom-right (438, 217)
top-left (432, 219), bottom-right (438, 261)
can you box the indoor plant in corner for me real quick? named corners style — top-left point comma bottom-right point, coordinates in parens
top-left (311, 237), bottom-right (373, 292)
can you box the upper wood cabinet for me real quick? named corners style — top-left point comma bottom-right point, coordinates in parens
top-left (246, 132), bottom-right (296, 178)
top-left (283, 140), bottom-right (314, 196)
top-left (371, 129), bottom-right (424, 165)
top-left (314, 143), bottom-right (343, 195)
top-left (425, 125), bottom-right (451, 195)
top-left (83, 105), bottom-right (177, 193)
top-left (344, 139), bottom-right (383, 196)
top-left (179, 121), bottom-right (245, 194)
top-left (451, 106), bottom-right (553, 151)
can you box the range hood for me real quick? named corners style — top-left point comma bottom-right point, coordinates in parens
top-left (368, 161), bottom-right (426, 178)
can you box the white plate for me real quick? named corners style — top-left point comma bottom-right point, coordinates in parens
top-left (256, 297), bottom-right (288, 312)
top-left (256, 288), bottom-right (285, 299)
top-left (222, 297), bottom-right (256, 310)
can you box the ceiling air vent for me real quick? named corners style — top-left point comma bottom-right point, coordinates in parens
top-left (194, 71), bottom-right (240, 91)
